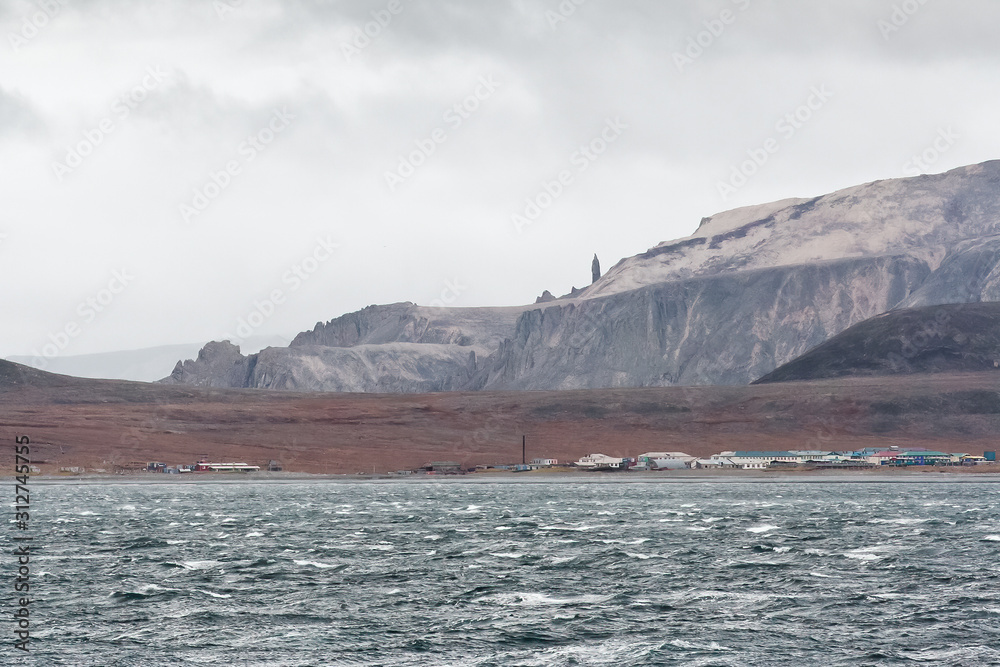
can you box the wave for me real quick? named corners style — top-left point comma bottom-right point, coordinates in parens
top-left (477, 592), bottom-right (613, 607)
top-left (666, 639), bottom-right (733, 652)
top-left (196, 589), bottom-right (232, 599)
top-left (109, 584), bottom-right (179, 601)
top-left (746, 524), bottom-right (780, 534)
top-left (293, 560), bottom-right (347, 571)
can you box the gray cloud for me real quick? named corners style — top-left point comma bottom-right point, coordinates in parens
top-left (0, 87), bottom-right (44, 137)
top-left (1, 0), bottom-right (998, 359)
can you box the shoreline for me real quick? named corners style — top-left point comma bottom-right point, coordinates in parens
top-left (11, 469), bottom-right (1000, 484)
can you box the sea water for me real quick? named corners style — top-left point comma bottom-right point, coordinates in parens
top-left (15, 479), bottom-right (1000, 665)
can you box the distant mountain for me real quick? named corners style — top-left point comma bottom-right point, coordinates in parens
top-left (583, 161), bottom-right (1000, 300)
top-left (166, 160), bottom-right (1000, 393)
top-left (8, 335), bottom-right (289, 382)
top-left (166, 307), bottom-right (527, 392)
top-left (754, 303), bottom-right (1000, 384)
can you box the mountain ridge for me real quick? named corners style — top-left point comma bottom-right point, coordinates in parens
top-left (165, 160), bottom-right (1000, 393)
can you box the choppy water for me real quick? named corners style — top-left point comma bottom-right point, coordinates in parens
top-left (15, 479), bottom-right (1000, 665)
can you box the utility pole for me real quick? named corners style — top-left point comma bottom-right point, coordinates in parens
top-left (522, 435), bottom-right (526, 465)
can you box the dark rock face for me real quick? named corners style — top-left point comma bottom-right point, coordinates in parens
top-left (592, 254), bottom-right (601, 284)
top-left (165, 161), bottom-right (1000, 393)
top-left (754, 303), bottom-right (1000, 384)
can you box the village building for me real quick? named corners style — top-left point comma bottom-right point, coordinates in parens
top-left (637, 451), bottom-right (696, 466)
top-left (574, 453), bottom-right (625, 470)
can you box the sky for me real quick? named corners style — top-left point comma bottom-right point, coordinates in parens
top-left (2, 0), bottom-right (1000, 362)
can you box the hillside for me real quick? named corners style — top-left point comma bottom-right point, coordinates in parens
top-left (4, 359), bottom-right (1000, 474)
top-left (6, 336), bottom-right (288, 382)
top-left (755, 303), bottom-right (1000, 384)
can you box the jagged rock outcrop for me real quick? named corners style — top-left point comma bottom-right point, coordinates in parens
top-left (592, 254), bottom-right (601, 284)
top-left (535, 290), bottom-right (556, 304)
top-left (166, 161), bottom-right (1000, 393)
top-left (168, 341), bottom-right (251, 388)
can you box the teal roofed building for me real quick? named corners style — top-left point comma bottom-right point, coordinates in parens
top-left (886, 451), bottom-right (952, 466)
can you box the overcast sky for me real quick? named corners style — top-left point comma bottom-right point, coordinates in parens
top-left (2, 0), bottom-right (999, 360)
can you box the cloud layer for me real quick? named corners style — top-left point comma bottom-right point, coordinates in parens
top-left (2, 0), bottom-right (999, 359)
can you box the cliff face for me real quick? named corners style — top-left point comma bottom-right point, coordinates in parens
top-left (165, 161), bottom-right (1000, 393)
top-left (289, 303), bottom-right (526, 350)
top-left (167, 304), bottom-right (526, 393)
top-left (899, 237), bottom-right (1000, 308)
top-left (478, 255), bottom-right (929, 389)
top-left (168, 341), bottom-right (484, 393)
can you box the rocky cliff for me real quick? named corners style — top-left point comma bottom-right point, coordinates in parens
top-left (477, 255), bottom-right (929, 389)
top-left (166, 161), bottom-right (1000, 392)
top-left (167, 304), bottom-right (527, 392)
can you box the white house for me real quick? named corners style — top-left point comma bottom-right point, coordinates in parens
top-left (637, 452), bottom-right (696, 466)
top-left (574, 454), bottom-right (624, 470)
top-left (790, 451), bottom-right (847, 462)
top-left (695, 457), bottom-right (739, 469)
top-left (711, 451), bottom-right (802, 469)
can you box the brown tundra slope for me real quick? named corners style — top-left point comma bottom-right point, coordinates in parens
top-left (1, 360), bottom-right (999, 474)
